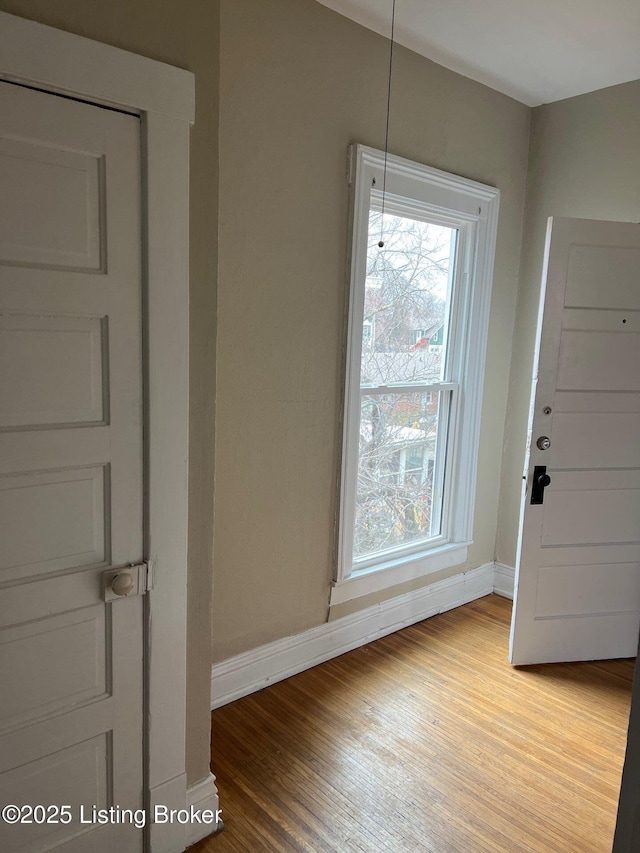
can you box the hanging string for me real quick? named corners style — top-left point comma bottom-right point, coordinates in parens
top-left (379, 0), bottom-right (397, 249)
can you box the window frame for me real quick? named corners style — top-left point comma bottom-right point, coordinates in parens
top-left (332, 144), bottom-right (500, 606)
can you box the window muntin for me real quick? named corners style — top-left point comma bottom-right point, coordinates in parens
top-left (336, 145), bottom-right (499, 601)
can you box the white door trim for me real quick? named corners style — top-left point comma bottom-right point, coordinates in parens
top-left (0, 12), bottom-right (203, 853)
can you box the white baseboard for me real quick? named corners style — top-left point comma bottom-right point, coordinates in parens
top-left (494, 563), bottom-right (515, 599)
top-left (184, 772), bottom-right (221, 848)
top-left (211, 562), bottom-right (496, 710)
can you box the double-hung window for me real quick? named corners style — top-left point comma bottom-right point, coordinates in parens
top-left (333, 145), bottom-right (499, 605)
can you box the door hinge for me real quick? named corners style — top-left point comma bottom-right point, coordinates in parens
top-left (103, 561), bottom-right (153, 602)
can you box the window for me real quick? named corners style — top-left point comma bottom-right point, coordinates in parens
top-left (333, 145), bottom-right (499, 605)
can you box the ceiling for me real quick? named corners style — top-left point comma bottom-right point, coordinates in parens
top-left (316, 0), bottom-right (640, 106)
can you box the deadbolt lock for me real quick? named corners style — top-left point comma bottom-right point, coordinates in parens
top-left (536, 436), bottom-right (551, 451)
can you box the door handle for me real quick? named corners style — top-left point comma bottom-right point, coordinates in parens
top-left (103, 562), bottom-right (152, 601)
top-left (530, 465), bottom-right (551, 505)
top-left (111, 572), bottom-right (135, 596)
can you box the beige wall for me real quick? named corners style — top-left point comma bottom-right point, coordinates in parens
top-left (0, 0), bottom-right (219, 785)
top-left (213, 0), bottom-right (530, 657)
top-left (496, 79), bottom-right (640, 567)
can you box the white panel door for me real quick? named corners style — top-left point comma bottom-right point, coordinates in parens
top-left (510, 216), bottom-right (640, 665)
top-left (0, 81), bottom-right (144, 851)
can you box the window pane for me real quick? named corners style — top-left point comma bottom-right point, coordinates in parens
top-left (355, 390), bottom-right (447, 560)
top-left (361, 210), bottom-right (456, 386)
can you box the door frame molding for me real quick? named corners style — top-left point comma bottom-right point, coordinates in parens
top-left (0, 12), bottom-right (203, 852)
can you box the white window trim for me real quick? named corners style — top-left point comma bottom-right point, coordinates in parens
top-left (0, 12), bottom-right (216, 852)
top-left (332, 144), bottom-right (499, 606)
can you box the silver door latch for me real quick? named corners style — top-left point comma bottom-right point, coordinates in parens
top-left (103, 562), bottom-right (153, 601)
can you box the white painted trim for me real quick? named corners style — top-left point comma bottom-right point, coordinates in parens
top-left (184, 773), bottom-right (222, 848)
top-left (0, 12), bottom-right (194, 121)
top-left (0, 13), bottom-right (200, 853)
top-left (330, 542), bottom-right (468, 605)
top-left (337, 144), bottom-right (500, 597)
top-left (149, 774), bottom-right (189, 853)
top-left (494, 563), bottom-right (515, 599)
top-left (211, 563), bottom-right (495, 709)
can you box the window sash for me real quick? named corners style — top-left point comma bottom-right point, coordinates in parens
top-left (352, 383), bottom-right (458, 572)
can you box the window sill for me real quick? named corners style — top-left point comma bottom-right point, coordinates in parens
top-left (329, 542), bottom-right (470, 606)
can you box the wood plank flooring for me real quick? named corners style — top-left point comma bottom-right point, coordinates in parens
top-left (193, 594), bottom-right (634, 852)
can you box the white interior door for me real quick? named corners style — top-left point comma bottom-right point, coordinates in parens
top-left (0, 81), bottom-right (144, 851)
top-left (510, 216), bottom-right (640, 665)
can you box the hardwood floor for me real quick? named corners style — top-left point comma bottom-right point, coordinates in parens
top-left (193, 594), bottom-right (634, 852)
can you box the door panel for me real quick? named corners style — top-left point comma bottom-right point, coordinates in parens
top-left (558, 329), bottom-right (640, 390)
top-left (551, 412), bottom-right (640, 469)
top-left (566, 244), bottom-right (640, 309)
top-left (0, 605), bottom-right (106, 728)
top-left (0, 81), bottom-right (143, 852)
top-left (0, 135), bottom-right (103, 271)
top-left (510, 217), bottom-right (640, 665)
top-left (535, 564), bottom-right (640, 618)
top-left (541, 480), bottom-right (640, 546)
top-left (1, 735), bottom-right (110, 853)
top-left (0, 314), bottom-right (107, 427)
top-left (0, 465), bottom-right (107, 578)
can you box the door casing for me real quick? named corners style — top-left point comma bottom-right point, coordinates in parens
top-left (0, 12), bottom-right (216, 853)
